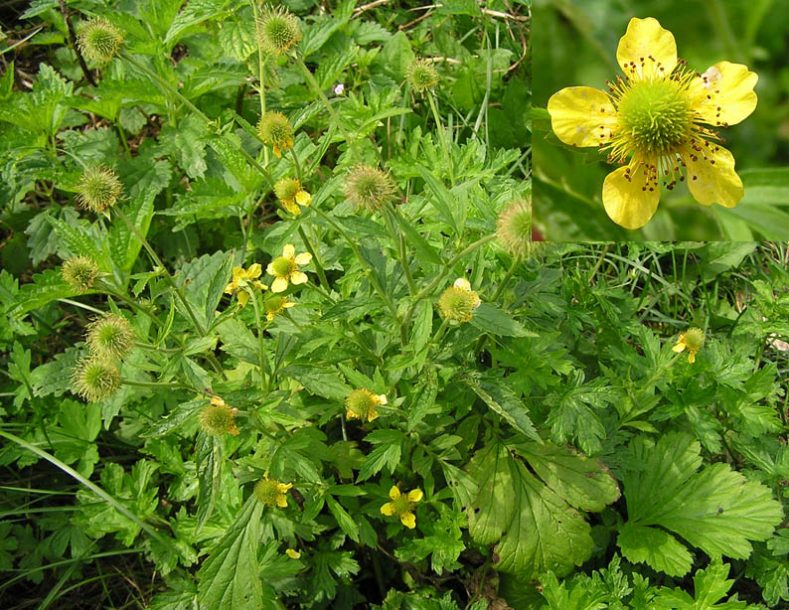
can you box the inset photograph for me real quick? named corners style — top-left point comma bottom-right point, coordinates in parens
top-left (532, 0), bottom-right (789, 239)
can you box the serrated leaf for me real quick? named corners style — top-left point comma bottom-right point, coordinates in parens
top-left (165, 0), bottom-right (232, 46)
top-left (618, 523), bottom-right (693, 577)
top-left (470, 303), bottom-right (537, 337)
top-left (469, 376), bottom-right (540, 441)
top-left (177, 251), bottom-right (234, 332)
top-left (285, 365), bottom-right (351, 401)
top-left (466, 443), bottom-right (515, 544)
top-left (197, 497), bottom-right (274, 610)
top-left (620, 432), bottom-right (783, 575)
top-left (326, 496), bottom-right (360, 542)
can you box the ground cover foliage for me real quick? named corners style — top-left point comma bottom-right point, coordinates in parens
top-left (1, 1), bottom-right (788, 609)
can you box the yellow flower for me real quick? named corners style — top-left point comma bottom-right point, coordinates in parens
top-left (274, 178), bottom-right (311, 216)
top-left (437, 278), bottom-right (481, 323)
top-left (225, 264), bottom-right (268, 307)
top-left (254, 476), bottom-right (293, 508)
top-left (380, 485), bottom-right (423, 529)
top-left (285, 548), bottom-right (301, 559)
top-left (547, 17), bottom-right (757, 229)
top-left (672, 327), bottom-right (705, 364)
top-left (264, 294), bottom-right (296, 321)
top-left (345, 388), bottom-right (387, 422)
top-left (266, 244), bottom-right (311, 293)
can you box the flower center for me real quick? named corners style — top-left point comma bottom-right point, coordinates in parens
top-left (271, 256), bottom-right (295, 277)
top-left (617, 79), bottom-right (692, 155)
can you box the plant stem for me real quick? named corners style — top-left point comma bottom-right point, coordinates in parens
top-left (294, 57), bottom-right (352, 143)
top-left (298, 225), bottom-right (329, 289)
top-left (248, 289), bottom-right (271, 392)
top-left (426, 91), bottom-right (454, 184)
top-left (249, 0), bottom-right (270, 165)
top-left (384, 206), bottom-right (417, 295)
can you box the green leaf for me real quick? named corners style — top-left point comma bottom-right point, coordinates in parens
top-left (196, 434), bottom-right (222, 532)
top-left (466, 441), bottom-right (618, 577)
top-left (160, 114), bottom-right (209, 180)
top-left (619, 432), bottom-right (783, 576)
top-left (197, 497), bottom-right (275, 610)
top-left (468, 375), bottom-right (540, 442)
top-left (618, 523), bottom-right (693, 578)
top-left (177, 251), bottom-right (234, 332)
top-left (470, 303), bottom-right (537, 337)
top-left (285, 365), bottom-right (351, 401)
top-left (414, 165), bottom-right (459, 234)
top-left (655, 560), bottom-right (763, 609)
top-left (165, 0), bottom-right (232, 47)
top-left (390, 208), bottom-right (443, 267)
top-left (326, 496), bottom-right (360, 542)
top-left (357, 430), bottom-right (405, 482)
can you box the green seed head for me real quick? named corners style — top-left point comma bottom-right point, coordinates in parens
top-left (437, 286), bottom-right (480, 323)
top-left (496, 198), bottom-right (532, 259)
top-left (406, 59), bottom-right (439, 94)
top-left (343, 165), bottom-right (397, 212)
top-left (345, 388), bottom-right (383, 421)
top-left (86, 313), bottom-right (134, 360)
top-left (617, 79), bottom-right (692, 155)
top-left (274, 177), bottom-right (301, 202)
top-left (76, 166), bottom-right (123, 213)
top-left (77, 18), bottom-right (123, 65)
top-left (72, 357), bottom-right (121, 402)
top-left (682, 327), bottom-right (705, 352)
top-left (257, 7), bottom-right (302, 55)
top-left (198, 404), bottom-right (239, 436)
top-left (257, 111), bottom-right (293, 150)
top-left (62, 256), bottom-right (100, 292)
top-left (270, 256), bottom-right (295, 277)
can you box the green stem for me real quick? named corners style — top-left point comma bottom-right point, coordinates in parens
top-left (121, 379), bottom-right (194, 391)
top-left (427, 91), bottom-right (454, 184)
top-left (113, 207), bottom-right (207, 337)
top-left (250, 0), bottom-right (270, 165)
top-left (384, 206), bottom-right (417, 295)
top-left (294, 57), bottom-right (352, 142)
top-left (290, 146), bottom-right (303, 182)
top-left (298, 225), bottom-right (329, 289)
top-left (248, 289), bottom-right (271, 392)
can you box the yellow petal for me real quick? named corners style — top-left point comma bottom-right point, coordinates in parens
top-left (271, 277), bottom-right (288, 293)
top-left (266, 262), bottom-right (276, 276)
top-left (290, 271), bottom-right (308, 285)
top-left (380, 502), bottom-right (396, 516)
top-left (389, 486), bottom-right (401, 500)
top-left (295, 190), bottom-right (311, 206)
top-left (283, 244), bottom-right (296, 259)
top-left (285, 548), bottom-right (301, 559)
top-left (681, 144), bottom-right (742, 208)
top-left (400, 511), bottom-right (416, 529)
top-left (688, 62), bottom-right (758, 127)
top-left (224, 281), bottom-right (235, 295)
top-left (283, 200), bottom-right (300, 215)
top-left (276, 494), bottom-right (288, 508)
top-left (231, 266), bottom-right (244, 280)
top-left (367, 410), bottom-right (379, 422)
top-left (602, 165), bottom-right (660, 229)
top-left (547, 86), bottom-right (617, 148)
top-left (672, 342), bottom-right (687, 353)
top-left (688, 352), bottom-right (696, 364)
top-left (407, 489), bottom-right (424, 503)
top-left (616, 17), bottom-right (677, 81)
top-left (247, 263), bottom-right (262, 279)
top-left (294, 252), bottom-right (312, 266)
top-left (453, 278), bottom-right (472, 291)
top-left (273, 146), bottom-right (281, 158)
top-left (377, 394), bottom-right (388, 405)
top-left (237, 291), bottom-right (249, 307)
top-left (279, 482), bottom-right (293, 492)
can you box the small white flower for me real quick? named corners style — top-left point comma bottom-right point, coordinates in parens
top-left (334, 83), bottom-right (345, 95)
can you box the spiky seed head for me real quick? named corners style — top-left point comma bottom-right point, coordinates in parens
top-left (77, 18), bottom-right (124, 65)
top-left (343, 165), bottom-right (397, 212)
top-left (257, 111), bottom-right (294, 154)
top-left (86, 313), bottom-right (134, 360)
top-left (198, 403), bottom-right (239, 436)
top-left (437, 281), bottom-right (481, 323)
top-left (254, 477), bottom-right (293, 508)
top-left (257, 6), bottom-right (302, 55)
top-left (62, 257), bottom-right (100, 292)
top-left (496, 198), bottom-right (532, 259)
top-left (345, 388), bottom-right (386, 422)
top-left (406, 59), bottom-right (439, 94)
top-left (681, 327), bottom-right (705, 352)
top-left (72, 357), bottom-right (121, 402)
top-left (76, 166), bottom-right (123, 213)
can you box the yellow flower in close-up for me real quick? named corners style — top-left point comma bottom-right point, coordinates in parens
top-left (380, 485), bottom-right (423, 529)
top-left (274, 177), bottom-right (312, 216)
top-left (672, 327), bottom-right (705, 364)
top-left (345, 388), bottom-right (387, 422)
top-left (254, 476), bottom-right (293, 508)
top-left (224, 263), bottom-right (268, 307)
top-left (264, 294), bottom-right (296, 321)
top-left (266, 244), bottom-right (311, 293)
top-left (547, 17), bottom-right (758, 229)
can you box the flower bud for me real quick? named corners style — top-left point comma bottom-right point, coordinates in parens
top-left (77, 18), bottom-right (123, 65)
top-left (343, 165), bottom-right (396, 212)
top-left (86, 313), bottom-right (134, 360)
top-left (62, 256), bottom-right (100, 292)
top-left (72, 357), bottom-right (121, 402)
top-left (76, 166), bottom-right (123, 213)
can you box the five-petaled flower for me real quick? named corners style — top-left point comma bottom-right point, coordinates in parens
top-left (267, 244), bottom-right (312, 293)
top-left (225, 264), bottom-right (268, 307)
top-left (274, 177), bottom-right (312, 216)
top-left (673, 327), bottom-right (705, 364)
top-left (380, 485), bottom-right (423, 529)
top-left (547, 17), bottom-right (758, 229)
